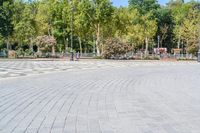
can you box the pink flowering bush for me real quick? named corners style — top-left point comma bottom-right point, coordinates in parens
top-left (102, 38), bottom-right (132, 59)
top-left (36, 35), bottom-right (56, 55)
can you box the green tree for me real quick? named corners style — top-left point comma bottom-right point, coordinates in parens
top-left (74, 0), bottom-right (92, 55)
top-left (180, 9), bottom-right (200, 54)
top-left (87, 0), bottom-right (114, 56)
top-left (129, 11), bottom-right (157, 56)
top-left (115, 8), bottom-right (143, 49)
top-left (155, 8), bottom-right (174, 49)
top-left (0, 0), bottom-right (14, 50)
top-left (12, 2), bottom-right (37, 51)
top-left (129, 0), bottom-right (160, 14)
top-left (141, 14), bottom-right (157, 56)
top-left (169, 1), bottom-right (191, 49)
top-left (51, 0), bottom-right (70, 53)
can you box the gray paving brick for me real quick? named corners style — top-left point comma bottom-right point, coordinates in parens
top-left (0, 61), bottom-right (200, 133)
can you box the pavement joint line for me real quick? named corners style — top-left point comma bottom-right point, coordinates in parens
top-left (0, 61), bottom-right (200, 133)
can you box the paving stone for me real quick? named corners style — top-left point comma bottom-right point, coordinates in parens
top-left (0, 60), bottom-right (200, 133)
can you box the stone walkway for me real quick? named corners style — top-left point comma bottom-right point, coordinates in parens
top-left (0, 61), bottom-right (200, 133)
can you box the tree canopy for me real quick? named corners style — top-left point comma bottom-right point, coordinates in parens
top-left (0, 0), bottom-right (200, 56)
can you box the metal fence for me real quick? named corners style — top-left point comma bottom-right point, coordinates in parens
top-left (0, 51), bottom-right (7, 58)
top-left (0, 51), bottom-right (197, 60)
top-left (110, 52), bottom-right (197, 60)
top-left (0, 51), bottom-right (95, 59)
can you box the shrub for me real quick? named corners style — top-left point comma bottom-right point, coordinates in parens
top-left (16, 48), bottom-right (24, 57)
top-left (186, 45), bottom-right (198, 55)
top-left (143, 56), bottom-right (160, 60)
top-left (102, 38), bottom-right (132, 59)
top-left (93, 56), bottom-right (103, 59)
top-left (35, 35), bottom-right (56, 55)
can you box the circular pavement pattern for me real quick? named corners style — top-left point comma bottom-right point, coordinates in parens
top-left (0, 61), bottom-right (200, 133)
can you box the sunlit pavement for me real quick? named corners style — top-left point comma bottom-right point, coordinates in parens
top-left (0, 60), bottom-right (200, 133)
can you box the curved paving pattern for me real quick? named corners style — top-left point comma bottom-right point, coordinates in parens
top-left (0, 61), bottom-right (200, 133)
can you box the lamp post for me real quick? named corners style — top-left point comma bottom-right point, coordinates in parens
top-left (70, 0), bottom-right (74, 61)
top-left (198, 28), bottom-right (200, 62)
top-left (195, 4), bottom-right (200, 62)
top-left (66, 38), bottom-right (68, 59)
top-left (181, 41), bottom-right (184, 58)
top-left (157, 35), bottom-right (160, 55)
top-left (93, 35), bottom-right (96, 57)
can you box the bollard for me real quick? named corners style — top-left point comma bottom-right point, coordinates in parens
top-left (70, 51), bottom-right (74, 61)
top-left (198, 51), bottom-right (200, 62)
top-left (76, 52), bottom-right (80, 61)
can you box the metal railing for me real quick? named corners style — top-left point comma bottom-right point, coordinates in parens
top-left (0, 50), bottom-right (197, 60)
top-left (0, 52), bottom-right (7, 58)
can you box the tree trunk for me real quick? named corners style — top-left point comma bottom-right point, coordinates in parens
top-left (63, 37), bottom-right (67, 53)
top-left (30, 38), bottom-right (33, 52)
top-left (96, 23), bottom-right (101, 56)
top-left (178, 35), bottom-right (181, 49)
top-left (37, 46), bottom-right (40, 53)
top-left (145, 37), bottom-right (149, 57)
top-left (78, 37), bottom-right (82, 56)
top-left (6, 39), bottom-right (10, 50)
top-left (52, 45), bottom-right (55, 56)
top-left (160, 36), bottom-right (163, 48)
top-left (101, 42), bottom-right (104, 55)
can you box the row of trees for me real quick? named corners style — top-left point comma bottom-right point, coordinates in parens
top-left (0, 0), bottom-right (200, 57)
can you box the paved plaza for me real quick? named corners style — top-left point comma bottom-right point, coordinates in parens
top-left (0, 60), bottom-right (200, 133)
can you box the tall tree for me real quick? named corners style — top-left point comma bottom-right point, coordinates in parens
top-left (155, 8), bottom-right (174, 49)
top-left (141, 13), bottom-right (157, 56)
top-left (129, 0), bottom-right (160, 14)
top-left (74, 0), bottom-right (92, 55)
top-left (180, 9), bottom-right (200, 54)
top-left (51, 0), bottom-right (70, 52)
top-left (169, 1), bottom-right (191, 49)
top-left (87, 0), bottom-right (113, 56)
top-left (0, 0), bottom-right (14, 49)
top-left (12, 1), bottom-right (37, 51)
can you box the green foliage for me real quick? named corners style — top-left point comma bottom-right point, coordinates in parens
top-left (169, 1), bottom-right (200, 53)
top-left (129, 0), bottom-right (160, 14)
top-left (143, 56), bottom-right (160, 60)
top-left (16, 48), bottom-right (34, 57)
top-left (0, 0), bottom-right (13, 38)
top-left (0, 34), bottom-right (4, 44)
top-left (0, 34), bottom-right (4, 50)
top-left (0, 0), bottom-right (200, 58)
top-left (11, 0), bottom-right (38, 52)
top-left (93, 56), bottom-right (103, 59)
top-left (86, 0), bottom-right (114, 55)
top-left (155, 8), bottom-right (174, 49)
top-left (181, 9), bottom-right (200, 54)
